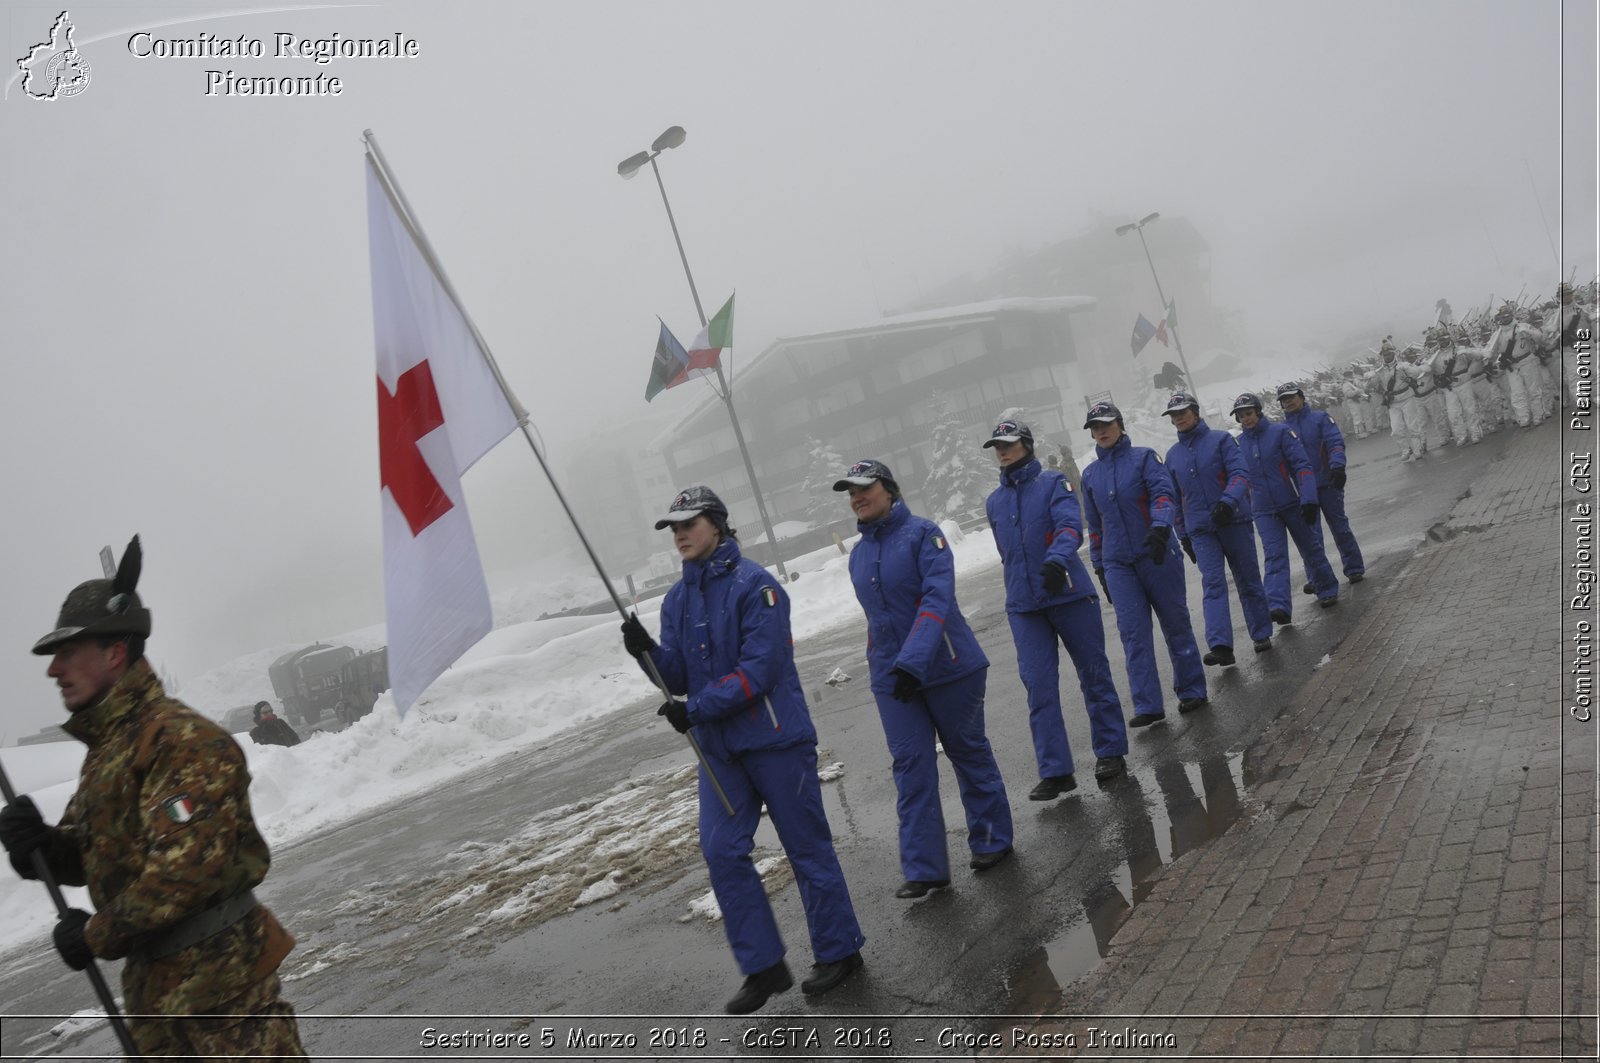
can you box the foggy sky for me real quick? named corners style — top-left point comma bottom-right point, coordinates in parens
top-left (2, 0), bottom-right (1594, 740)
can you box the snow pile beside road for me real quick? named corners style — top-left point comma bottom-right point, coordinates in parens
top-left (0, 529), bottom-right (1000, 961)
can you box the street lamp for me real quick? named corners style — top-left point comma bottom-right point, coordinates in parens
top-left (617, 126), bottom-right (790, 581)
top-left (1117, 211), bottom-right (1200, 402)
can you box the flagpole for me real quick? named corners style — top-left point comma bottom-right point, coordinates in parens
top-left (0, 760), bottom-right (143, 1061)
top-left (643, 153), bottom-right (790, 584)
top-left (363, 130), bottom-right (735, 816)
top-left (1132, 227), bottom-right (1200, 403)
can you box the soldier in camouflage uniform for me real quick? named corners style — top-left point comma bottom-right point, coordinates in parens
top-left (0, 538), bottom-right (307, 1060)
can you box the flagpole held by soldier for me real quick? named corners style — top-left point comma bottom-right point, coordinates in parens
top-left (0, 759), bottom-right (142, 1061)
top-left (1, 537), bottom-right (308, 1058)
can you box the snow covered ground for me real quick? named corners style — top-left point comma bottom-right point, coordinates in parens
top-left (0, 523), bottom-right (1002, 959)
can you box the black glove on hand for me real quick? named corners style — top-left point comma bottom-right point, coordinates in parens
top-left (1300, 503), bottom-right (1320, 525)
top-left (1143, 525), bottom-right (1171, 565)
top-left (621, 613), bottom-right (656, 659)
top-left (891, 669), bottom-right (921, 702)
top-left (657, 699), bottom-right (691, 734)
top-left (1331, 467), bottom-right (1347, 490)
top-left (0, 795), bottom-right (48, 865)
top-left (53, 909), bottom-right (92, 971)
top-left (1180, 536), bottom-right (1197, 564)
top-left (1094, 567), bottom-right (1114, 606)
top-left (1210, 502), bottom-right (1233, 527)
top-left (1040, 561), bottom-right (1068, 595)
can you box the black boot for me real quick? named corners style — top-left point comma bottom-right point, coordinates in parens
top-left (1202, 646), bottom-right (1236, 667)
top-left (801, 951), bottom-right (864, 996)
top-left (1177, 696), bottom-right (1210, 714)
top-left (1270, 608), bottom-right (1292, 625)
top-left (894, 879), bottom-right (950, 898)
top-left (724, 959), bottom-right (793, 1015)
top-left (1028, 774), bottom-right (1077, 800)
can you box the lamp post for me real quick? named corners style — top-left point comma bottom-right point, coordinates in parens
top-left (619, 127), bottom-right (790, 582)
top-left (1116, 211), bottom-right (1200, 402)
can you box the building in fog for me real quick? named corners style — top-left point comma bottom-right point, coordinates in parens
top-left (895, 217), bottom-right (1220, 405)
top-left (652, 297), bottom-right (1107, 539)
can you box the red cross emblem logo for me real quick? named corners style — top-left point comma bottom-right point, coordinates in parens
top-left (378, 361), bottom-right (453, 536)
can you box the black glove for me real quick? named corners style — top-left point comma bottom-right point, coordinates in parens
top-left (621, 613), bottom-right (656, 659)
top-left (53, 909), bottom-right (92, 971)
top-left (1040, 561), bottom-right (1068, 595)
top-left (657, 699), bottom-right (691, 734)
top-left (1300, 503), bottom-right (1320, 525)
top-left (1210, 502), bottom-right (1233, 527)
top-left (1331, 467), bottom-right (1347, 490)
top-left (1094, 567), bottom-right (1113, 606)
top-left (0, 795), bottom-right (48, 868)
top-left (1143, 526), bottom-right (1171, 565)
top-left (1180, 537), bottom-right (1197, 564)
top-left (891, 669), bottom-right (921, 702)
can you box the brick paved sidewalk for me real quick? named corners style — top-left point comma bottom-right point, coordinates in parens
top-left (1012, 420), bottom-right (1596, 1060)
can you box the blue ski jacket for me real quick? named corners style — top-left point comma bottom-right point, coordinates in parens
top-left (849, 499), bottom-right (988, 694)
top-left (1238, 416), bottom-right (1318, 513)
top-left (985, 457), bottom-right (1096, 612)
top-left (641, 538), bottom-right (815, 759)
top-left (1165, 418), bottom-right (1255, 536)
top-left (1080, 435), bottom-right (1179, 569)
top-left (1282, 406), bottom-right (1347, 487)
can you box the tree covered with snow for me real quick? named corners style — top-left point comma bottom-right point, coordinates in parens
top-left (922, 400), bottom-right (993, 523)
top-left (799, 435), bottom-right (847, 528)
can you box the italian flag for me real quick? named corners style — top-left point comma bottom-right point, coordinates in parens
top-left (685, 293), bottom-right (734, 376)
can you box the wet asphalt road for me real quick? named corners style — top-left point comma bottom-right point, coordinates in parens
top-left (0, 428), bottom-right (1513, 1060)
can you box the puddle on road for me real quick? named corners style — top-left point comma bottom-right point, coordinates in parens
top-left (998, 752), bottom-right (1248, 1015)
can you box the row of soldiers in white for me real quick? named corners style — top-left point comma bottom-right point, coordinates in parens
top-left (1260, 282), bottom-right (1591, 463)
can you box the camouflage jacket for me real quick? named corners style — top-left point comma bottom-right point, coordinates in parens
top-left (35, 659), bottom-right (294, 1014)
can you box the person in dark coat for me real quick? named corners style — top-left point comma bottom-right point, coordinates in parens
top-left (836, 460), bottom-right (1013, 899)
top-left (1078, 403), bottom-right (1208, 726)
top-left (984, 419), bottom-right (1128, 797)
top-left (620, 486), bottom-right (864, 1015)
top-left (249, 702), bottom-right (301, 747)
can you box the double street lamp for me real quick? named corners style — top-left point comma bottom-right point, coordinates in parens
top-left (1116, 211), bottom-right (1200, 402)
top-left (618, 127), bottom-right (789, 582)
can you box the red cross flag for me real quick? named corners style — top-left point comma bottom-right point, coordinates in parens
top-left (366, 159), bottom-right (518, 715)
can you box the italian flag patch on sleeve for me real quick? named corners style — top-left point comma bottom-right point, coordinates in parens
top-left (160, 794), bottom-right (195, 823)
top-left (761, 587), bottom-right (778, 607)
top-left (932, 535), bottom-right (947, 551)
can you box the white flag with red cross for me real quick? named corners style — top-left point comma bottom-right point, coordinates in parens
top-left (366, 159), bottom-right (518, 715)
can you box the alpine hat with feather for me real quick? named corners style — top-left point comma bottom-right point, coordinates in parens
top-left (33, 536), bottom-right (151, 655)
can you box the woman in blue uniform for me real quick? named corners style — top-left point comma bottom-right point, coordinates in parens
top-left (620, 486), bottom-right (864, 1014)
top-left (1077, 403), bottom-right (1208, 725)
top-left (835, 460), bottom-right (1014, 899)
top-left (984, 419), bottom-right (1127, 796)
top-left (1230, 392), bottom-right (1338, 619)
top-left (1162, 394), bottom-right (1274, 664)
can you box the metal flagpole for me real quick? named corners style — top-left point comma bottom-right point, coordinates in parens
top-left (644, 155), bottom-right (791, 584)
top-left (361, 130), bottom-right (735, 816)
top-left (1132, 227), bottom-right (1201, 403)
top-left (0, 759), bottom-right (143, 1060)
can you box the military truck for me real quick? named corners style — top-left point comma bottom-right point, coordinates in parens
top-left (335, 647), bottom-right (390, 723)
top-left (267, 643), bottom-right (357, 726)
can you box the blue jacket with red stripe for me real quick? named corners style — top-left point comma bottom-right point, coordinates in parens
top-left (849, 499), bottom-right (988, 694)
top-left (1080, 435), bottom-right (1179, 568)
top-left (642, 537), bottom-right (816, 759)
top-left (986, 457), bottom-right (1097, 612)
top-left (1165, 418), bottom-right (1254, 535)
top-left (1282, 406), bottom-right (1346, 487)
top-left (1238, 416), bottom-right (1319, 514)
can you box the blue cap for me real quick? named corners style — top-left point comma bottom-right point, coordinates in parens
top-left (833, 459), bottom-right (896, 491)
top-left (1083, 402), bottom-right (1122, 428)
top-left (653, 485), bottom-right (728, 530)
top-left (982, 419), bottom-right (1034, 448)
top-left (1163, 392), bottom-right (1200, 416)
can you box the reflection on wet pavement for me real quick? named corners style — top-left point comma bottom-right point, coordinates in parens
top-left (999, 752), bottom-right (1248, 1014)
